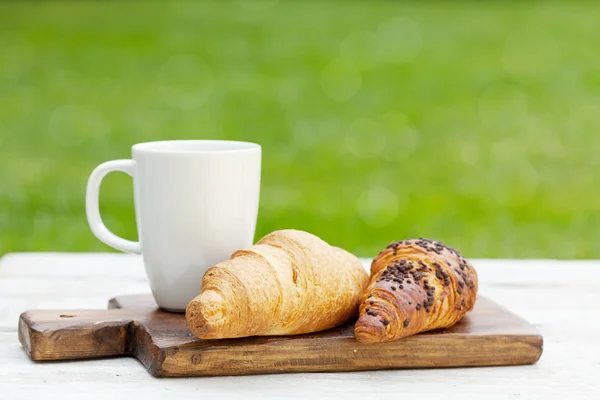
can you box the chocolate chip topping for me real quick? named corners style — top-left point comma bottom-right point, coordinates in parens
top-left (377, 238), bottom-right (475, 326)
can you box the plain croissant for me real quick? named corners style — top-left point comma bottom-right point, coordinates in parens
top-left (355, 238), bottom-right (478, 343)
top-left (186, 229), bottom-right (369, 339)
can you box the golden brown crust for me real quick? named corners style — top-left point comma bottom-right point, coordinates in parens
top-left (354, 238), bottom-right (478, 343)
top-left (186, 229), bottom-right (369, 339)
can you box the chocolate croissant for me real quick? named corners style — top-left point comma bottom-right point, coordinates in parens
top-left (355, 238), bottom-right (477, 343)
top-left (186, 229), bottom-right (369, 339)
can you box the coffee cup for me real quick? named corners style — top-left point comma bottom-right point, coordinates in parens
top-left (85, 140), bottom-right (261, 311)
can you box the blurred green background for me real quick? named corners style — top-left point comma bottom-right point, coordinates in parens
top-left (1, 0), bottom-right (599, 258)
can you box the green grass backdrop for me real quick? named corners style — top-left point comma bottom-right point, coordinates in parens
top-left (1, 1), bottom-right (599, 258)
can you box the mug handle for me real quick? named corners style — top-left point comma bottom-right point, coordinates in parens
top-left (85, 160), bottom-right (141, 254)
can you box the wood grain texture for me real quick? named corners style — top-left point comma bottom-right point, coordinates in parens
top-left (18, 294), bottom-right (542, 377)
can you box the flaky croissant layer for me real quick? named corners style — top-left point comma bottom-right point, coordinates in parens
top-left (355, 238), bottom-right (478, 343)
top-left (186, 229), bottom-right (369, 339)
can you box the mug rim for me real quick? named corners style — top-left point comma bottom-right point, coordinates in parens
top-left (132, 140), bottom-right (261, 154)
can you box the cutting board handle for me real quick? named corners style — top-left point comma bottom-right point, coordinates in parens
top-left (18, 309), bottom-right (136, 361)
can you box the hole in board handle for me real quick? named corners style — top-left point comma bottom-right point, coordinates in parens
top-left (59, 314), bottom-right (75, 318)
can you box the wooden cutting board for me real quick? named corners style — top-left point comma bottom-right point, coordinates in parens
top-left (18, 294), bottom-right (542, 377)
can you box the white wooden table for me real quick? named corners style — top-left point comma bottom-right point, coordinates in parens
top-left (1, 253), bottom-right (599, 399)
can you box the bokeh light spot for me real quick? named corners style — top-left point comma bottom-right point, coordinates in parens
top-left (345, 118), bottom-right (385, 157)
top-left (156, 54), bottom-right (213, 110)
top-left (320, 59), bottom-right (362, 101)
top-left (48, 105), bottom-right (108, 148)
top-left (357, 185), bottom-right (402, 228)
top-left (478, 84), bottom-right (528, 130)
top-left (503, 28), bottom-right (558, 78)
top-left (375, 17), bottom-right (422, 64)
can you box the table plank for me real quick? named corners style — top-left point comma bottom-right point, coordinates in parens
top-left (1, 253), bottom-right (600, 399)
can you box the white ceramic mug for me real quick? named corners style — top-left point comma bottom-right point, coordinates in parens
top-left (86, 140), bottom-right (261, 311)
